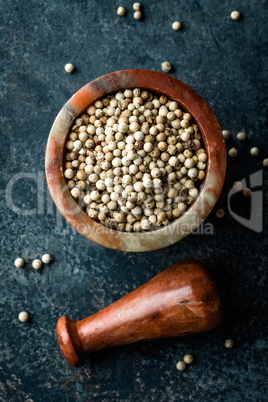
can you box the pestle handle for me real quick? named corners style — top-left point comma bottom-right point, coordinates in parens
top-left (56, 258), bottom-right (222, 367)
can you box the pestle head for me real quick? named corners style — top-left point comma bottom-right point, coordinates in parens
top-left (56, 316), bottom-right (84, 367)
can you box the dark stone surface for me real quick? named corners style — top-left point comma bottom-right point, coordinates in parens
top-left (0, 0), bottom-right (267, 401)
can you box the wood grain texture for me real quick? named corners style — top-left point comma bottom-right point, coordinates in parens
top-left (56, 259), bottom-right (222, 367)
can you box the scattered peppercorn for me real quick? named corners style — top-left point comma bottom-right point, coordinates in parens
top-left (230, 11), bottom-right (240, 20)
top-left (117, 6), bottom-right (126, 16)
top-left (32, 259), bottom-right (42, 270)
top-left (233, 181), bottom-right (243, 191)
top-left (41, 254), bottom-right (52, 264)
top-left (243, 188), bottom-right (252, 198)
top-left (133, 10), bottom-right (142, 20)
top-left (263, 158), bottom-right (268, 167)
top-left (18, 311), bottom-right (29, 323)
top-left (172, 21), bottom-right (182, 31)
top-left (216, 209), bottom-right (225, 218)
top-left (237, 132), bottom-right (246, 141)
top-left (133, 2), bottom-right (141, 11)
top-left (183, 354), bottom-right (194, 364)
top-left (64, 63), bottom-right (75, 73)
top-left (176, 361), bottom-right (186, 371)
top-left (250, 147), bottom-right (259, 156)
top-left (222, 130), bottom-right (230, 140)
top-left (161, 61), bottom-right (172, 73)
top-left (14, 258), bottom-right (25, 268)
top-left (228, 148), bottom-right (238, 158)
top-left (225, 339), bottom-right (234, 348)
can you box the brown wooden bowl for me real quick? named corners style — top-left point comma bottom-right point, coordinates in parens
top-left (45, 69), bottom-right (226, 252)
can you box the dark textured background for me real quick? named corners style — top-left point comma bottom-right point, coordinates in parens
top-left (0, 0), bottom-right (267, 401)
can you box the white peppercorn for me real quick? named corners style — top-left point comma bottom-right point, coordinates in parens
top-left (169, 156), bottom-right (179, 167)
top-left (184, 158), bottom-right (195, 168)
top-left (14, 258), bottom-right (25, 268)
top-left (71, 187), bottom-right (80, 199)
top-left (141, 218), bottom-right (151, 230)
top-left (88, 173), bottom-right (99, 183)
top-left (198, 153), bottom-right (207, 162)
top-left (237, 132), bottom-right (246, 141)
top-left (117, 6), bottom-right (126, 16)
top-left (144, 142), bottom-right (154, 153)
top-left (118, 122), bottom-right (128, 133)
top-left (250, 147), bottom-right (259, 156)
top-left (32, 259), bottom-right (42, 270)
top-left (161, 61), bottom-right (172, 73)
top-left (188, 188), bottom-right (198, 198)
top-left (228, 148), bottom-right (238, 158)
top-left (84, 195), bottom-right (91, 205)
top-left (188, 168), bottom-right (198, 178)
top-left (64, 169), bottom-right (74, 179)
top-left (197, 171), bottom-right (206, 180)
top-left (172, 21), bottom-right (182, 30)
top-left (65, 63), bottom-right (75, 73)
top-left (18, 311), bottom-right (29, 322)
top-left (133, 2), bottom-right (141, 11)
top-left (216, 209), bottom-right (225, 218)
top-left (114, 212), bottom-right (125, 223)
top-left (222, 130), bottom-right (230, 140)
top-left (88, 209), bottom-right (98, 219)
top-left (230, 11), bottom-right (240, 20)
top-left (178, 202), bottom-right (187, 212)
top-left (225, 339), bottom-right (234, 348)
top-left (41, 254), bottom-right (52, 264)
top-left (243, 188), bottom-right (252, 198)
top-left (183, 354), bottom-right (194, 364)
top-left (180, 132), bottom-right (190, 142)
top-left (233, 181), bottom-right (243, 191)
top-left (176, 361), bottom-right (186, 371)
top-left (133, 10), bottom-right (142, 20)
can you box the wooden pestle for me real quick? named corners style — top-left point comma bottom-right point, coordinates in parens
top-left (56, 258), bottom-right (222, 367)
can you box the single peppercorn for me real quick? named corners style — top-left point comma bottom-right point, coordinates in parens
top-left (183, 354), bottom-right (194, 364)
top-left (64, 63), bottom-right (75, 73)
top-left (250, 147), bottom-right (259, 156)
top-left (32, 259), bottom-right (42, 270)
top-left (230, 11), bottom-right (240, 20)
top-left (225, 339), bottom-right (234, 348)
top-left (228, 148), bottom-right (238, 158)
top-left (41, 254), bottom-right (52, 264)
top-left (133, 2), bottom-right (141, 11)
top-left (233, 181), bottom-right (243, 191)
top-left (133, 10), bottom-right (142, 20)
top-left (216, 209), bottom-right (225, 218)
top-left (176, 361), bottom-right (186, 371)
top-left (222, 130), bottom-right (230, 140)
top-left (14, 258), bottom-right (25, 268)
top-left (237, 132), bottom-right (246, 141)
top-left (243, 188), bottom-right (252, 198)
top-left (18, 311), bottom-right (29, 322)
top-left (172, 21), bottom-right (181, 30)
top-left (161, 61), bottom-right (172, 73)
top-left (117, 6), bottom-right (126, 16)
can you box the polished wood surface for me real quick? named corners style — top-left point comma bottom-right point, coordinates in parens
top-left (56, 259), bottom-right (222, 367)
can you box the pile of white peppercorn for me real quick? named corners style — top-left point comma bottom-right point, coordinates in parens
top-left (64, 88), bottom-right (207, 232)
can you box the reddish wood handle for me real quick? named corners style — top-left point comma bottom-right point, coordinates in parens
top-left (56, 258), bottom-right (222, 367)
